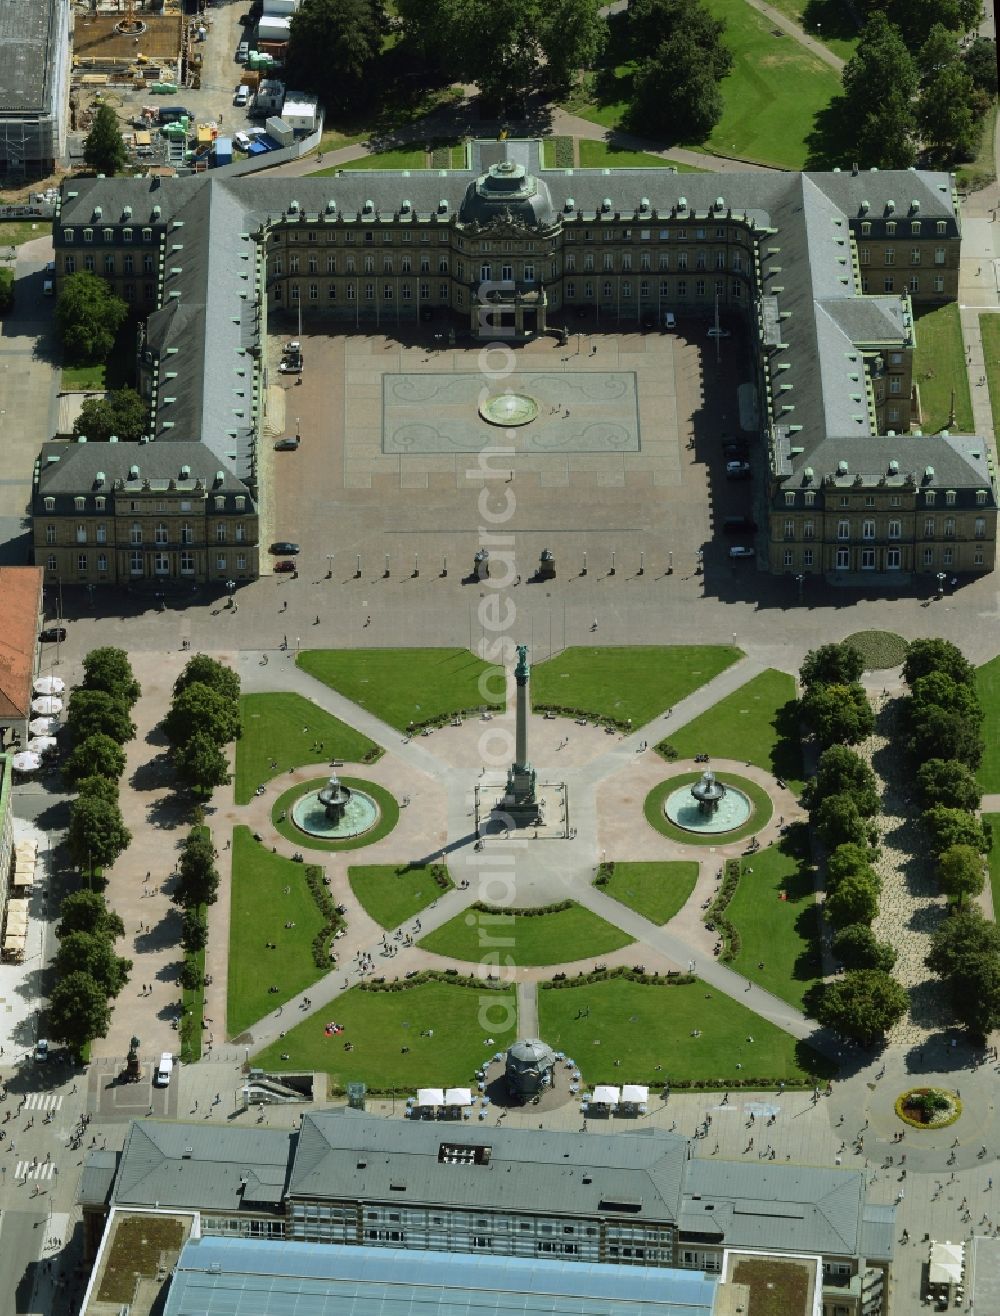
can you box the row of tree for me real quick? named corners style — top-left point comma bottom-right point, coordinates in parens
top-left (162, 654), bottom-right (239, 796)
top-left (798, 643), bottom-right (909, 1046)
top-left (48, 891), bottom-right (130, 1055)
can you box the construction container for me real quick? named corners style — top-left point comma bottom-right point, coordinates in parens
top-left (213, 136), bottom-right (233, 166)
top-left (151, 82), bottom-right (179, 94)
top-left (265, 116), bottom-right (294, 147)
top-left (263, 0), bottom-right (299, 14)
top-left (257, 14), bottom-right (291, 41)
top-left (279, 92), bottom-right (318, 133)
top-left (239, 68), bottom-right (262, 90)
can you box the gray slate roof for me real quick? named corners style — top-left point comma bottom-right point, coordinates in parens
top-left (0, 0), bottom-right (57, 114)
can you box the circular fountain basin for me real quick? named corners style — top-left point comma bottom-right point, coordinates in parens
top-left (664, 785), bottom-right (751, 835)
top-left (291, 787), bottom-right (379, 840)
top-left (479, 393), bottom-right (539, 427)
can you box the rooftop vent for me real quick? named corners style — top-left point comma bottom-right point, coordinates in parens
top-left (214, 471), bottom-right (225, 486)
top-left (565, 196), bottom-right (575, 212)
top-left (924, 465), bottom-right (935, 482)
top-left (859, 199), bottom-right (869, 214)
top-left (639, 196), bottom-right (650, 211)
top-left (837, 459), bottom-right (849, 475)
top-left (715, 196), bottom-right (724, 211)
top-left (129, 464), bottom-right (140, 480)
top-left (325, 199), bottom-right (337, 214)
top-left (180, 464), bottom-right (191, 479)
top-left (363, 199), bottom-right (374, 214)
top-left (122, 205), bottom-right (132, 220)
top-left (356, 1160), bottom-right (367, 1170)
top-left (888, 459), bottom-right (899, 474)
top-left (438, 199), bottom-right (448, 213)
top-left (95, 471), bottom-right (105, 485)
top-left (77, 435), bottom-right (87, 444)
top-left (678, 196), bottom-right (687, 211)
top-left (910, 199), bottom-right (920, 214)
top-left (288, 200), bottom-right (300, 213)
top-left (152, 204), bottom-right (161, 218)
top-left (92, 205), bottom-right (102, 220)
top-left (108, 435), bottom-right (118, 444)
top-left (601, 197), bottom-right (613, 212)
top-left (886, 199), bottom-right (895, 213)
top-left (803, 467), bottom-right (814, 483)
top-left (182, 1147), bottom-right (193, 1160)
top-left (400, 199), bottom-right (411, 213)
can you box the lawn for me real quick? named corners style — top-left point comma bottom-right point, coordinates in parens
top-left (419, 903), bottom-right (634, 966)
top-left (336, 146), bottom-right (429, 172)
top-left (349, 863), bottom-right (453, 929)
top-left (60, 312), bottom-right (138, 393)
top-left (272, 777), bottom-right (399, 853)
top-left (724, 827), bottom-right (822, 1009)
top-left (975, 657), bottom-right (1000, 792)
top-left (659, 668), bottom-right (805, 792)
top-left (761, 0), bottom-right (859, 61)
top-left (61, 362), bottom-right (108, 390)
top-left (984, 814), bottom-right (1000, 914)
top-left (297, 648), bottom-right (503, 730)
top-left (531, 645), bottom-right (740, 729)
top-left (254, 979), bottom-right (518, 1089)
top-left (979, 315), bottom-right (1000, 452)
top-left (957, 108), bottom-right (996, 193)
top-left (913, 303), bottom-right (973, 433)
top-left (560, 1), bottom-right (842, 170)
top-left (537, 976), bottom-right (830, 1085)
top-left (236, 691), bottom-right (380, 805)
top-left (578, 141), bottom-right (704, 172)
top-left (597, 861), bottom-right (699, 924)
top-left (0, 220), bottom-right (50, 248)
top-left (644, 771), bottom-right (773, 847)
top-left (227, 827), bottom-right (329, 1037)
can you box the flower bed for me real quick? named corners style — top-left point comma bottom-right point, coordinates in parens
top-left (894, 1085), bottom-right (962, 1129)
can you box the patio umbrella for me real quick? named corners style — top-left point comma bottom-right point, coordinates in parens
top-left (27, 737), bottom-right (57, 753)
top-left (11, 752), bottom-right (40, 773)
top-left (30, 697), bottom-right (62, 716)
top-left (33, 676), bottom-right (65, 696)
top-left (28, 717), bottom-right (58, 736)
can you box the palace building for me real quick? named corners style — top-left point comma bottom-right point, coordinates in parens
top-left (42, 139), bottom-right (995, 586)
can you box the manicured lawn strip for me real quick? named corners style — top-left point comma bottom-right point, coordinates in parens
top-left (644, 772), bottom-right (773, 846)
top-left (984, 814), bottom-right (1000, 914)
top-left (725, 829), bottom-right (822, 1009)
top-left (957, 108), bottom-right (996, 192)
top-left (761, 0), bottom-right (858, 61)
top-left (913, 304), bottom-right (974, 433)
top-left (61, 363), bottom-right (107, 390)
top-left (180, 904), bottom-right (206, 1064)
top-left (0, 219), bottom-right (51, 247)
top-left (349, 863), bottom-right (453, 929)
top-left (578, 141), bottom-right (686, 170)
top-left (338, 146), bottom-right (428, 171)
top-left (976, 657), bottom-right (1000, 792)
top-left (419, 903), bottom-right (634, 966)
top-left (254, 980), bottom-right (518, 1089)
top-left (272, 777), bottom-right (399, 852)
top-left (537, 976), bottom-right (830, 1085)
top-left (236, 691), bottom-right (381, 805)
top-left (597, 861), bottom-right (699, 924)
top-left (298, 648), bottom-right (501, 731)
top-left (532, 645), bottom-right (740, 729)
top-left (659, 668), bottom-right (804, 792)
top-left (227, 827), bottom-right (328, 1037)
top-left (980, 316), bottom-right (1000, 456)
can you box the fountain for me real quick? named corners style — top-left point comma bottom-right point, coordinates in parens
top-left (479, 392), bottom-right (539, 427)
top-left (663, 770), bottom-right (752, 835)
top-left (290, 772), bottom-right (380, 840)
top-left (690, 770), bottom-right (726, 815)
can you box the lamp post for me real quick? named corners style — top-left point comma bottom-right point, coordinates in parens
top-left (936, 571), bottom-right (946, 597)
top-left (226, 577), bottom-right (236, 608)
top-left (796, 572), bottom-right (804, 603)
top-left (326, 553), bottom-right (335, 579)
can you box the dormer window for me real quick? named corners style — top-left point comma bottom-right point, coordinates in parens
top-left (945, 490), bottom-right (956, 506)
top-left (74, 497), bottom-right (86, 511)
top-left (142, 227), bottom-right (153, 242)
top-left (44, 497), bottom-right (55, 512)
top-left (886, 221), bottom-right (896, 236)
top-left (63, 228), bottom-right (74, 243)
top-left (977, 489), bottom-right (988, 505)
top-left (925, 491), bottom-right (936, 506)
top-left (103, 227), bottom-right (113, 242)
top-left (83, 228), bottom-right (93, 243)
top-left (215, 496), bottom-right (225, 510)
top-left (123, 227), bottom-right (133, 242)
top-left (235, 496), bottom-right (245, 510)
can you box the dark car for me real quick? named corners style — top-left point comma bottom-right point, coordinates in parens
top-left (39, 626), bottom-right (67, 642)
top-left (270, 541), bottom-right (300, 555)
top-left (722, 515), bottom-right (757, 534)
top-left (273, 560), bottom-right (297, 573)
top-left (725, 461), bottom-right (752, 481)
top-left (274, 436), bottom-right (300, 451)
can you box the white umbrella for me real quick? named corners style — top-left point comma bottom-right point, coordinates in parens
top-left (28, 717), bottom-right (58, 736)
top-left (30, 697), bottom-right (62, 715)
top-left (33, 676), bottom-right (65, 696)
top-left (11, 752), bottom-right (40, 773)
top-left (27, 737), bottom-right (57, 753)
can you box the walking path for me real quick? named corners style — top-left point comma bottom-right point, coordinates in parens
top-left (742, 0), bottom-right (845, 72)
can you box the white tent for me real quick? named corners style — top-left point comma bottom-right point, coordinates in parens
top-left (11, 752), bottom-right (41, 773)
top-left (28, 718), bottom-right (58, 736)
top-left (14, 841), bottom-right (37, 857)
top-left (929, 1240), bottom-right (964, 1287)
top-left (33, 676), bottom-right (65, 696)
top-left (27, 737), bottom-right (57, 753)
top-left (444, 1087), bottom-right (473, 1107)
top-left (30, 697), bottom-right (62, 716)
top-left (621, 1084), bottom-right (649, 1104)
top-left (416, 1088), bottom-right (445, 1108)
top-left (592, 1085), bottom-right (621, 1105)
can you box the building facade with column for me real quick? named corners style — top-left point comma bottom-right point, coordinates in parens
top-left (47, 141), bottom-right (993, 586)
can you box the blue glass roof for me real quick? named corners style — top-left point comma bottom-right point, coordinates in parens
top-left (162, 1239), bottom-right (718, 1316)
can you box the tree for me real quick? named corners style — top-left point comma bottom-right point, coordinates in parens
top-left (67, 795), bottom-right (132, 870)
top-left (964, 37), bottom-right (998, 96)
top-left (905, 702), bottom-right (983, 770)
top-left (800, 642), bottom-right (864, 690)
top-left (904, 637), bottom-right (975, 687)
top-left (173, 654), bottom-right (240, 705)
top-left (75, 774), bottom-right (120, 806)
top-left (287, 0), bottom-right (386, 111)
top-left (861, 0), bottom-right (981, 50)
top-left (827, 843), bottom-right (877, 887)
top-left (816, 794), bottom-right (873, 852)
top-left (72, 389), bottom-right (148, 444)
top-left (55, 272), bottom-right (128, 365)
top-left (923, 805), bottom-right (988, 856)
top-left (47, 971), bottom-right (112, 1053)
top-left (917, 22), bottom-right (960, 83)
top-left (937, 843), bottom-right (986, 909)
top-left (840, 14), bottom-right (918, 166)
top-left (163, 682), bottom-right (241, 750)
top-left (809, 969), bottom-right (908, 1045)
top-left (825, 872), bottom-right (880, 928)
top-left (629, 35), bottom-right (726, 141)
top-left (536, 0), bottom-right (606, 91)
top-left (0, 267), bottom-right (13, 313)
top-left (67, 688), bottom-right (136, 745)
top-left (62, 733), bottom-right (127, 788)
top-left (175, 731), bottom-right (231, 795)
top-left (910, 671), bottom-right (984, 724)
top-left (83, 103), bottom-right (127, 176)
top-left (82, 645), bottom-right (141, 705)
top-left (915, 758), bottom-right (982, 812)
top-left (174, 828), bottom-right (220, 908)
top-left (800, 683), bottom-right (874, 748)
top-left (919, 61), bottom-right (979, 164)
top-left (832, 923), bottom-right (897, 972)
top-left (54, 931), bottom-right (131, 998)
top-left (56, 889), bottom-right (125, 941)
top-left (804, 745), bottom-right (879, 817)
top-left (181, 907), bottom-right (208, 953)
top-left (926, 909), bottom-right (1000, 1037)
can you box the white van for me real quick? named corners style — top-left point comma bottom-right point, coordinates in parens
top-left (154, 1052), bottom-right (174, 1086)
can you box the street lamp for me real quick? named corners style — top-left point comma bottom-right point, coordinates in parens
top-left (226, 577), bottom-right (236, 608)
top-left (796, 572), bottom-right (804, 602)
top-left (936, 571), bottom-right (946, 597)
top-left (326, 553), bottom-right (335, 579)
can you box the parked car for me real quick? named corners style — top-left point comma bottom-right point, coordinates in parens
top-left (271, 542), bottom-right (300, 555)
top-left (274, 436), bottom-right (300, 451)
top-left (725, 461), bottom-right (752, 480)
top-left (279, 361), bottom-right (302, 374)
top-left (236, 40), bottom-right (249, 63)
top-left (233, 85), bottom-right (250, 107)
top-left (663, 310), bottom-right (677, 329)
top-left (283, 340), bottom-right (301, 354)
top-left (707, 326), bottom-right (732, 338)
top-left (729, 545), bottom-right (755, 559)
top-left (273, 559), bottom-right (297, 573)
top-left (34, 1039), bottom-right (49, 1062)
top-left (39, 625), bottom-right (67, 642)
top-left (234, 131), bottom-right (251, 151)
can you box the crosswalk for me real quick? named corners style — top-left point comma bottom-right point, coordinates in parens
top-left (15, 1161), bottom-right (55, 1181)
top-left (22, 1094), bottom-right (62, 1113)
